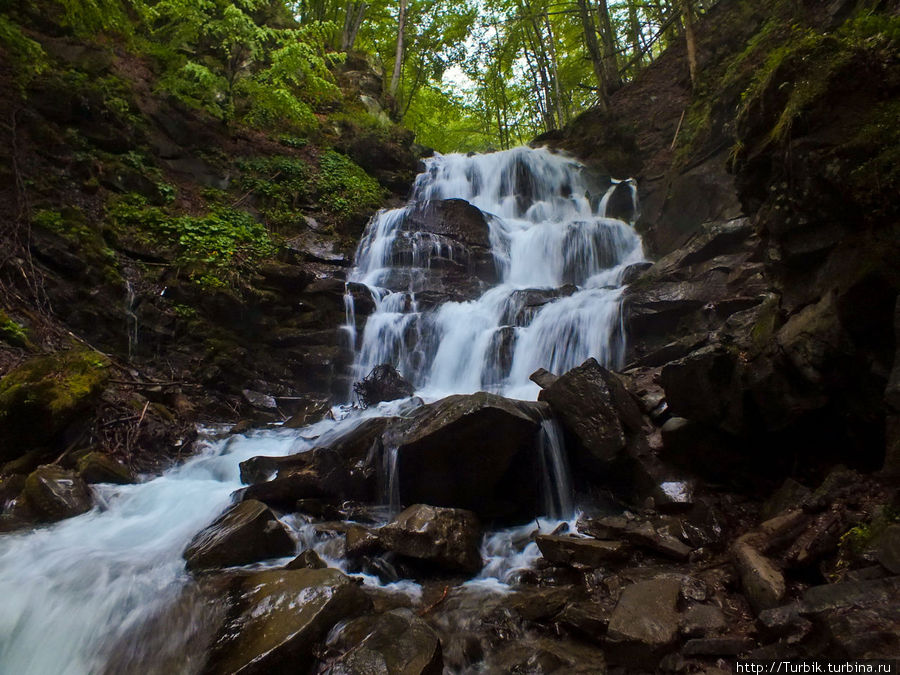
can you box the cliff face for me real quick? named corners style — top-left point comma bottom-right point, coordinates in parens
top-left (551, 0), bottom-right (900, 482)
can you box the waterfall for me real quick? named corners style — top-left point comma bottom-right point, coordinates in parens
top-left (347, 146), bottom-right (644, 401)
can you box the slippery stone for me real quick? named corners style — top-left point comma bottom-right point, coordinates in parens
top-left (22, 465), bottom-right (93, 522)
top-left (76, 451), bottom-right (135, 485)
top-left (733, 541), bottom-right (786, 613)
top-left (387, 392), bottom-right (546, 519)
top-left (874, 524), bottom-right (900, 574)
top-left (680, 604), bottom-right (727, 638)
top-left (285, 549), bottom-right (327, 570)
top-left (204, 568), bottom-right (371, 675)
top-left (325, 608), bottom-right (443, 675)
top-left (377, 504), bottom-right (483, 574)
top-left (682, 637), bottom-right (753, 657)
top-left (578, 516), bottom-right (692, 561)
top-left (184, 500), bottom-right (295, 572)
top-left (536, 535), bottom-right (629, 568)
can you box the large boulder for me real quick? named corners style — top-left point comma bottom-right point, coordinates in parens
top-left (388, 392), bottom-right (547, 519)
top-left (377, 504), bottom-right (483, 575)
top-left (22, 465), bottom-right (93, 522)
top-left (537, 358), bottom-right (643, 475)
top-left (535, 535), bottom-right (629, 568)
top-left (76, 451), bottom-right (135, 485)
top-left (204, 568), bottom-right (371, 675)
top-left (325, 609), bottom-right (443, 674)
top-left (183, 500), bottom-right (295, 572)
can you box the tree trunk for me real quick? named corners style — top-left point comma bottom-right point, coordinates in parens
top-left (341, 1), bottom-right (367, 51)
top-left (596, 0), bottom-right (621, 92)
top-left (682, 0), bottom-right (698, 88)
top-left (576, 0), bottom-right (609, 109)
top-left (388, 0), bottom-right (407, 100)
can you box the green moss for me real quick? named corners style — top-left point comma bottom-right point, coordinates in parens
top-left (0, 348), bottom-right (110, 460)
top-left (315, 150), bottom-right (384, 220)
top-left (238, 155), bottom-right (311, 230)
top-left (33, 207), bottom-right (122, 285)
top-left (0, 311), bottom-right (31, 348)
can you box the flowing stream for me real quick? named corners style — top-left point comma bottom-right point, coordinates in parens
top-left (0, 146), bottom-right (643, 674)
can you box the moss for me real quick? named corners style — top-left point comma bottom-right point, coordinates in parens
top-left (33, 207), bottom-right (122, 285)
top-left (0, 348), bottom-right (110, 461)
top-left (0, 311), bottom-right (31, 348)
top-left (314, 150), bottom-right (384, 221)
top-left (237, 155), bottom-right (311, 231)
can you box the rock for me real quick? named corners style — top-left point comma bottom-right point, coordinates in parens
top-left (761, 478), bottom-right (812, 521)
top-left (682, 637), bottom-right (753, 656)
top-left (660, 345), bottom-right (744, 434)
top-left (0, 349), bottom-right (110, 462)
top-left (377, 504), bottom-right (483, 575)
top-left (353, 364), bottom-right (414, 407)
top-left (536, 535), bottom-right (629, 568)
top-left (606, 576), bottom-right (682, 667)
top-left (205, 568), bottom-right (371, 675)
top-left (285, 549), bottom-right (327, 570)
top-left (242, 448), bottom-right (369, 508)
top-left (578, 516), bottom-right (692, 561)
top-left (345, 525), bottom-right (382, 557)
top-left (326, 609), bottom-right (443, 675)
top-left (183, 500), bottom-right (295, 572)
top-left (660, 416), bottom-right (741, 480)
top-left (22, 465), bottom-right (93, 522)
top-left (538, 358), bottom-right (644, 474)
top-left (875, 524), bottom-right (900, 574)
top-left (76, 451), bottom-right (135, 485)
top-left (556, 602), bottom-right (609, 642)
top-left (733, 541), bottom-right (786, 612)
top-left (283, 397), bottom-right (332, 428)
top-left (242, 389), bottom-right (278, 411)
top-left (680, 604), bottom-right (727, 638)
top-left (388, 392), bottom-right (547, 519)
top-left (757, 604), bottom-right (813, 643)
top-left (529, 367), bottom-right (558, 389)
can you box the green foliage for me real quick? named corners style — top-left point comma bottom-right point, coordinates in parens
top-left (110, 197), bottom-right (278, 285)
top-left (50, 0), bottom-right (136, 36)
top-left (33, 207), bottom-right (121, 284)
top-left (315, 150), bottom-right (383, 218)
top-left (0, 14), bottom-right (49, 90)
top-left (238, 155), bottom-right (311, 228)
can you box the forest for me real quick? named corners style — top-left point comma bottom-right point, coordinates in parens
top-left (1, 0), bottom-right (899, 672)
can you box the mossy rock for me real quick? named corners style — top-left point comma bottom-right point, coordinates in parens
top-left (22, 465), bottom-right (93, 522)
top-left (0, 349), bottom-right (110, 462)
top-left (76, 451), bottom-right (135, 485)
top-left (0, 310), bottom-right (32, 349)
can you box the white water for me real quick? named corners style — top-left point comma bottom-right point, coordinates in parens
top-left (347, 146), bottom-right (644, 401)
top-left (0, 146), bottom-right (643, 674)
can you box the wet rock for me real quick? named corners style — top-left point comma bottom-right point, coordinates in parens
top-left (204, 568), bottom-right (371, 675)
top-left (283, 396), bottom-right (332, 428)
top-left (325, 608), bottom-right (443, 675)
top-left (682, 637), bottom-right (753, 656)
top-left (388, 392), bottom-right (547, 519)
top-left (184, 500), bottom-right (294, 572)
top-left (757, 603), bottom-right (813, 643)
top-left (242, 448), bottom-right (369, 508)
top-left (874, 524), bottom-right (900, 574)
top-left (605, 576), bottom-right (682, 667)
top-left (22, 465), bottom-right (93, 522)
top-left (680, 604), bottom-right (727, 638)
top-left (353, 364), bottom-right (414, 407)
top-left (536, 535), bottom-right (629, 568)
top-left (761, 478), bottom-right (812, 521)
top-left (538, 358), bottom-right (644, 474)
top-left (377, 504), bottom-right (482, 575)
top-left (241, 389), bottom-right (278, 411)
top-left (578, 515), bottom-right (692, 560)
top-left (530, 367), bottom-right (559, 389)
top-left (286, 549), bottom-right (327, 570)
top-left (76, 451), bottom-right (135, 485)
top-left (345, 524), bottom-right (381, 557)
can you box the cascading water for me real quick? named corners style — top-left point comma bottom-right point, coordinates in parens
top-left (347, 146), bottom-right (644, 401)
top-left (0, 146), bottom-right (644, 674)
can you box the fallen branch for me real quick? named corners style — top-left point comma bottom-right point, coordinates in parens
top-left (418, 585), bottom-right (450, 616)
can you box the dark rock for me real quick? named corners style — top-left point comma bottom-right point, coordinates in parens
top-left (757, 603), bottom-right (813, 643)
top-left (660, 417), bottom-right (739, 480)
top-left (761, 478), bottom-right (812, 521)
top-left (76, 451), bottom-right (135, 485)
top-left (529, 367), bottom-right (559, 389)
top-left (556, 602), bottom-right (609, 642)
top-left (682, 637), bottom-right (753, 656)
top-left (345, 524), bottom-right (382, 557)
top-left (388, 392), bottom-right (547, 519)
top-left (733, 541), bottom-right (786, 613)
top-left (536, 535), bottom-right (629, 568)
top-left (353, 364), bottom-right (414, 407)
top-left (22, 465), bottom-right (93, 522)
top-left (285, 549), bottom-right (327, 570)
top-left (680, 604), bottom-right (727, 638)
top-left (875, 524), bottom-right (900, 574)
top-left (622, 261), bottom-right (654, 285)
top-left (204, 568), bottom-right (371, 675)
top-left (283, 397), bottom-right (332, 429)
top-left (538, 358), bottom-right (644, 474)
top-left (578, 515), bottom-right (692, 561)
top-left (605, 576), bottom-right (682, 667)
top-left (184, 500), bottom-right (295, 572)
top-left (326, 609), bottom-right (443, 675)
top-left (377, 504), bottom-right (482, 575)
top-left (660, 345), bottom-right (744, 434)
top-left (241, 389), bottom-right (278, 411)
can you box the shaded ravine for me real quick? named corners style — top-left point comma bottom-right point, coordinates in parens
top-left (0, 147), bottom-right (643, 674)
